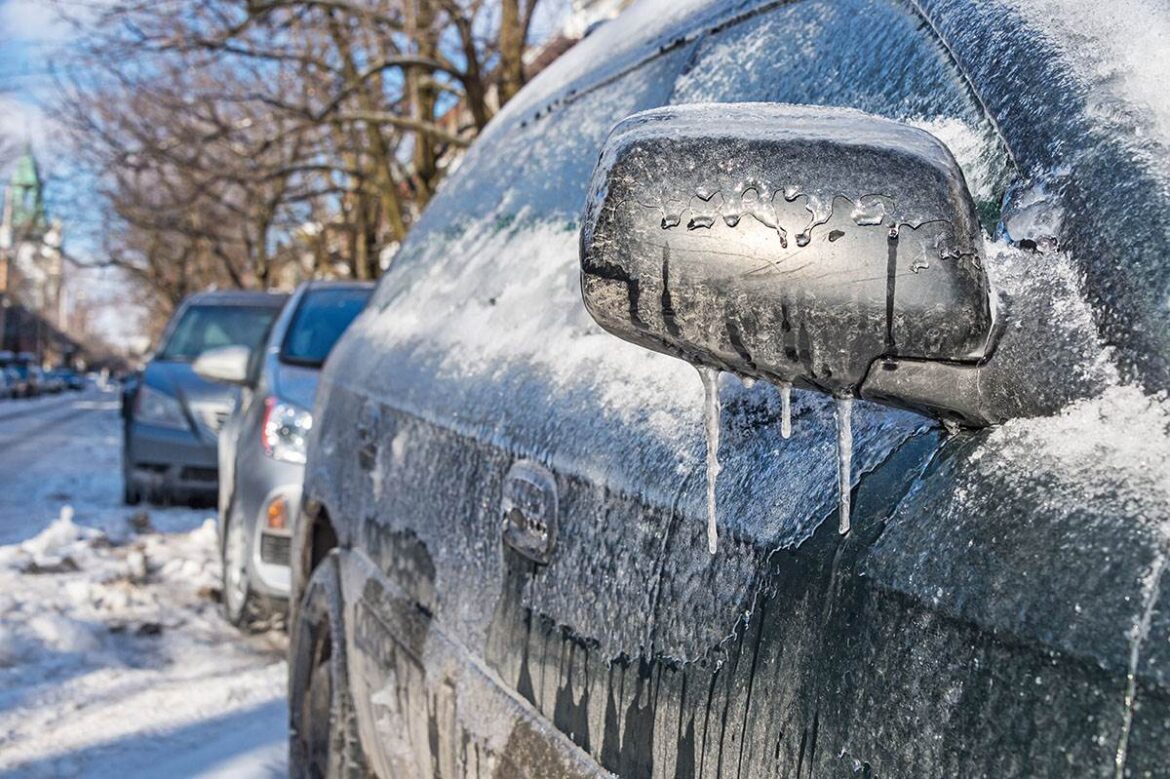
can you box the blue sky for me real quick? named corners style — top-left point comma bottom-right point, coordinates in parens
top-left (0, 0), bottom-right (70, 153)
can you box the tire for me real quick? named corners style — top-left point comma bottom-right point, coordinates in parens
top-left (289, 552), bottom-right (368, 779)
top-left (123, 478), bottom-right (141, 506)
top-left (222, 509), bottom-right (270, 630)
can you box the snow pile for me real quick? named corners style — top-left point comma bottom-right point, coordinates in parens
top-left (0, 505), bottom-right (287, 777)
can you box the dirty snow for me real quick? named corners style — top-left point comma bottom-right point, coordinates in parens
top-left (0, 391), bottom-right (288, 778)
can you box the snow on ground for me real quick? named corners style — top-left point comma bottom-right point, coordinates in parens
top-left (0, 390), bottom-right (289, 778)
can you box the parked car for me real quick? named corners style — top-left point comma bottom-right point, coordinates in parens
top-left (123, 290), bottom-right (288, 505)
top-left (13, 356), bottom-right (42, 398)
top-left (288, 1), bottom-right (1170, 777)
top-left (0, 352), bottom-right (13, 398)
top-left (3, 368), bottom-right (26, 399)
top-left (194, 281), bottom-right (373, 628)
top-left (40, 370), bottom-right (66, 394)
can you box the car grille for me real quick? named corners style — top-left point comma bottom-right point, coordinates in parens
top-left (180, 466), bottom-right (217, 483)
top-left (260, 533), bottom-right (291, 566)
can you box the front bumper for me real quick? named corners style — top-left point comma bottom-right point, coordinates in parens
top-left (246, 483), bottom-right (300, 598)
top-left (126, 420), bottom-right (218, 499)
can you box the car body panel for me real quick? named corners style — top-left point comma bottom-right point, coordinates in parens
top-left (300, 0), bottom-right (1170, 776)
top-left (220, 281), bottom-right (373, 600)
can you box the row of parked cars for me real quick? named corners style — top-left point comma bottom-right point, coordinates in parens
top-left (0, 351), bottom-right (86, 399)
top-left (126, 0), bottom-right (1170, 774)
top-left (121, 282), bottom-right (372, 628)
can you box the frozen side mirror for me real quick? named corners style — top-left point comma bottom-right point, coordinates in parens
top-left (580, 103), bottom-right (1004, 426)
top-left (193, 345), bottom-right (252, 386)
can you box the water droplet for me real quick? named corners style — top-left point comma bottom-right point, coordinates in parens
top-left (699, 366), bottom-right (722, 555)
top-left (835, 396), bottom-right (853, 535)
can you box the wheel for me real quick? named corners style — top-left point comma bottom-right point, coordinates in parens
top-left (222, 509), bottom-right (272, 630)
top-left (123, 478), bottom-right (141, 506)
top-left (122, 450), bottom-right (142, 506)
top-left (289, 552), bottom-right (368, 779)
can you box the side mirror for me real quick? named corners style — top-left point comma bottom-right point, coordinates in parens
top-left (580, 104), bottom-right (1002, 426)
top-left (193, 345), bottom-right (252, 386)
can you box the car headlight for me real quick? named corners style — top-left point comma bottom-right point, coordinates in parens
top-left (135, 385), bottom-right (189, 430)
top-left (262, 398), bottom-right (312, 464)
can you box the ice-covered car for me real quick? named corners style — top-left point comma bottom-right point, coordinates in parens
top-left (289, 1), bottom-right (1170, 776)
top-left (194, 281), bottom-right (372, 629)
top-left (123, 290), bottom-right (288, 505)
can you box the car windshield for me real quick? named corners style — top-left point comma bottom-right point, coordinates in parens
top-left (157, 304), bottom-right (279, 362)
top-left (280, 287), bottom-right (371, 368)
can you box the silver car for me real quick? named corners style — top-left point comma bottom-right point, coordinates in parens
top-left (123, 291), bottom-right (288, 505)
top-left (195, 281), bottom-right (373, 628)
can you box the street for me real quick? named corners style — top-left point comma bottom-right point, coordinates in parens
top-left (0, 388), bottom-right (288, 778)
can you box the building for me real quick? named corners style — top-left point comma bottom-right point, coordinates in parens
top-left (0, 146), bottom-right (70, 365)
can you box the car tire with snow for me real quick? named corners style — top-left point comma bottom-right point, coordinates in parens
top-left (123, 478), bottom-right (141, 506)
top-left (289, 551), bottom-right (368, 779)
top-left (221, 509), bottom-right (270, 630)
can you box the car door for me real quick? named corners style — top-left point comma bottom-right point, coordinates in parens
top-left (310, 0), bottom-right (1170, 776)
top-left (318, 0), bottom-right (997, 774)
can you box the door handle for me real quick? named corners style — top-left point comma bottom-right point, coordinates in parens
top-left (501, 460), bottom-right (558, 565)
top-left (356, 401), bottom-right (380, 471)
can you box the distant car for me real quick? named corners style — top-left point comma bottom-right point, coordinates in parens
top-left (41, 370), bottom-right (65, 394)
top-left (65, 371), bottom-right (85, 391)
top-left (3, 367), bottom-right (26, 399)
top-left (15, 360), bottom-right (42, 398)
top-left (194, 281), bottom-right (373, 628)
top-left (123, 290), bottom-right (288, 505)
top-left (0, 352), bottom-right (13, 398)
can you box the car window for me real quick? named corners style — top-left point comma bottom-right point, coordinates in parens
top-left (157, 305), bottom-right (279, 362)
top-left (280, 288), bottom-right (372, 368)
top-left (673, 0), bottom-right (1014, 226)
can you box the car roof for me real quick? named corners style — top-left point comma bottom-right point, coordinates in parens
top-left (298, 279), bottom-right (375, 292)
top-left (182, 290), bottom-right (289, 307)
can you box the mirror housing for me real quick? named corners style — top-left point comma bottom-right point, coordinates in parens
top-left (580, 103), bottom-right (1001, 426)
top-left (193, 345), bottom-right (252, 386)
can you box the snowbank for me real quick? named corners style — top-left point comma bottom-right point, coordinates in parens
top-left (0, 506), bottom-right (288, 777)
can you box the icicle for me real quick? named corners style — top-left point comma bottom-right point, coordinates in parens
top-left (780, 381), bottom-right (792, 439)
top-left (834, 396), bottom-right (853, 535)
top-left (699, 366), bottom-right (722, 554)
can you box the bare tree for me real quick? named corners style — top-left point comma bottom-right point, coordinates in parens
top-left (53, 0), bottom-right (553, 303)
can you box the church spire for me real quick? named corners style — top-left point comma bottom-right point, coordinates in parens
top-left (8, 144), bottom-right (46, 235)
